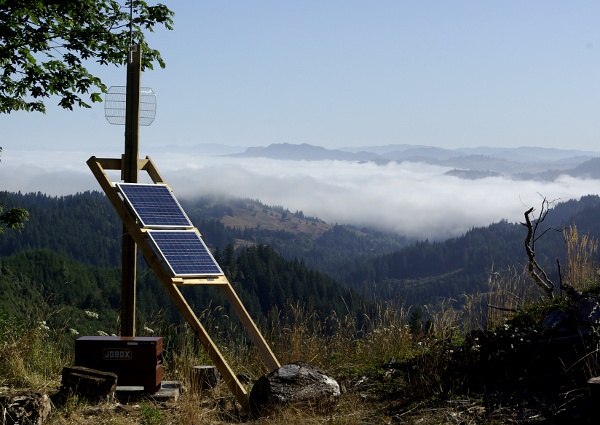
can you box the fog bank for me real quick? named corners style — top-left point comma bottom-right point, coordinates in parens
top-left (1, 150), bottom-right (598, 240)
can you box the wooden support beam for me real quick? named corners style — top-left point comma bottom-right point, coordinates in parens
top-left (87, 155), bottom-right (281, 411)
top-left (140, 156), bottom-right (167, 184)
top-left (161, 283), bottom-right (250, 410)
top-left (220, 284), bottom-right (281, 372)
top-left (94, 157), bottom-right (122, 170)
top-left (92, 157), bottom-right (160, 176)
top-left (172, 277), bottom-right (229, 286)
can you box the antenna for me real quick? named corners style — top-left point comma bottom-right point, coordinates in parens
top-left (105, 3), bottom-right (156, 127)
top-left (105, 86), bottom-right (156, 126)
top-left (101, 1), bottom-right (156, 338)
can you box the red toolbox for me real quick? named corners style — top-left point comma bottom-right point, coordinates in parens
top-left (75, 336), bottom-right (163, 394)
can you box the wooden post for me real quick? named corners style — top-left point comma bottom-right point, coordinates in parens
top-left (121, 44), bottom-right (142, 336)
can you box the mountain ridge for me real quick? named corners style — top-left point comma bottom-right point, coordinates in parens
top-left (225, 142), bottom-right (598, 180)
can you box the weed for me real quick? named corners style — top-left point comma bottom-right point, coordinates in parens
top-left (140, 401), bottom-right (163, 425)
top-left (61, 394), bottom-right (83, 418)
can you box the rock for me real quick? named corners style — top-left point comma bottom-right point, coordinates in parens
top-left (57, 365), bottom-right (118, 404)
top-left (249, 362), bottom-right (340, 416)
top-left (540, 309), bottom-right (573, 333)
top-left (577, 297), bottom-right (600, 325)
top-left (0, 391), bottom-right (51, 425)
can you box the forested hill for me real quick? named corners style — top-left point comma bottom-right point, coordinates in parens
top-left (0, 191), bottom-right (410, 273)
top-left (0, 244), bottom-right (366, 338)
top-left (2, 190), bottom-right (600, 321)
top-left (337, 194), bottom-right (600, 307)
top-left (0, 190), bottom-right (385, 331)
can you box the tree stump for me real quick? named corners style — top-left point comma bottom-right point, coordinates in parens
top-left (0, 391), bottom-right (51, 425)
top-left (191, 365), bottom-right (220, 391)
top-left (249, 362), bottom-right (340, 416)
top-left (57, 365), bottom-right (118, 404)
top-left (588, 376), bottom-right (600, 402)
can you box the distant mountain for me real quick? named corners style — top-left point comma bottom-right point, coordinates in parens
top-left (514, 157), bottom-right (600, 181)
top-left (384, 146), bottom-right (459, 162)
top-left (564, 157), bottom-right (600, 179)
top-left (340, 144), bottom-right (421, 155)
top-left (445, 169), bottom-right (503, 180)
top-left (229, 142), bottom-right (379, 161)
top-left (341, 144), bottom-right (599, 163)
top-left (228, 142), bottom-right (599, 181)
top-left (455, 146), bottom-right (599, 163)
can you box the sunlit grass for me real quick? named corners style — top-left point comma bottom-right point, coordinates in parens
top-left (3, 227), bottom-right (599, 424)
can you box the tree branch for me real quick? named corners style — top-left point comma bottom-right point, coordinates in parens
top-left (522, 201), bottom-right (555, 299)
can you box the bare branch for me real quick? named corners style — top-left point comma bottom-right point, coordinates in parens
top-left (523, 203), bottom-right (555, 299)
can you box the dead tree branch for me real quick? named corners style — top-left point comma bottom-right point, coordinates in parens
top-left (521, 199), bottom-right (557, 299)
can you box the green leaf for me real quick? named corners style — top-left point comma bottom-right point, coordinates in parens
top-left (0, 0), bottom-right (174, 114)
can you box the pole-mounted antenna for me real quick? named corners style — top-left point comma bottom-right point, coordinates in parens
top-left (106, 1), bottom-right (156, 126)
top-left (102, 1), bottom-right (156, 337)
top-left (105, 86), bottom-right (156, 126)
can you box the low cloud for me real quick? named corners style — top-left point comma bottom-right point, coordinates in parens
top-left (2, 150), bottom-right (598, 240)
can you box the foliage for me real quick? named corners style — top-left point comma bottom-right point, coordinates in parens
top-left (494, 295), bottom-right (570, 334)
top-left (0, 0), bottom-right (174, 113)
top-left (140, 401), bottom-right (163, 425)
top-left (0, 249), bottom-right (122, 335)
top-left (0, 316), bottom-right (70, 389)
top-left (0, 202), bottom-right (28, 234)
top-left (0, 149), bottom-right (29, 233)
top-left (0, 309), bottom-right (25, 344)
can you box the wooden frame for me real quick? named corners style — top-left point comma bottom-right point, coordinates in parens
top-left (87, 155), bottom-right (280, 410)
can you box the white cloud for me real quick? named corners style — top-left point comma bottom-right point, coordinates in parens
top-left (1, 150), bottom-right (598, 241)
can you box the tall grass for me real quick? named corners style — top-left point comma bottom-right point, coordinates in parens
top-left (0, 312), bottom-right (73, 391)
top-left (5, 227), bottom-right (600, 423)
top-left (266, 301), bottom-right (416, 373)
top-left (462, 264), bottom-right (546, 332)
top-left (564, 225), bottom-right (598, 293)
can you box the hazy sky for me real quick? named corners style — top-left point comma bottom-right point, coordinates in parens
top-left (2, 1), bottom-right (600, 153)
top-left (2, 2), bottom-right (600, 241)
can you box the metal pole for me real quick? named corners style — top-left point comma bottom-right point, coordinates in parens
top-left (121, 44), bottom-right (141, 336)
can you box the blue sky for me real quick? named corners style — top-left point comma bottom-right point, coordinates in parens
top-left (2, 1), bottom-right (600, 153)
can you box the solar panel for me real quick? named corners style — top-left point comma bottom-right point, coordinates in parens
top-left (116, 183), bottom-right (193, 229)
top-left (147, 230), bottom-right (223, 277)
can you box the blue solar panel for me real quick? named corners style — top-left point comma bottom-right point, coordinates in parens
top-left (147, 230), bottom-right (223, 277)
top-left (116, 183), bottom-right (193, 229)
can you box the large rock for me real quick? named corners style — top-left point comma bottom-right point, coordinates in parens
top-left (0, 391), bottom-right (51, 425)
top-left (249, 362), bottom-right (340, 416)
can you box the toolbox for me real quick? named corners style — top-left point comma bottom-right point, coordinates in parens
top-left (75, 336), bottom-right (163, 394)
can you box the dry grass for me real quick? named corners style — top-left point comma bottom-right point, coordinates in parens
top-left (564, 225), bottom-right (598, 293)
top-left (6, 228), bottom-right (600, 424)
top-left (0, 319), bottom-right (71, 391)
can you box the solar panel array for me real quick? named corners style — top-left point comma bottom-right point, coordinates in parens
top-left (116, 183), bottom-right (223, 277)
top-left (116, 183), bottom-right (193, 229)
top-left (147, 230), bottom-right (223, 277)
